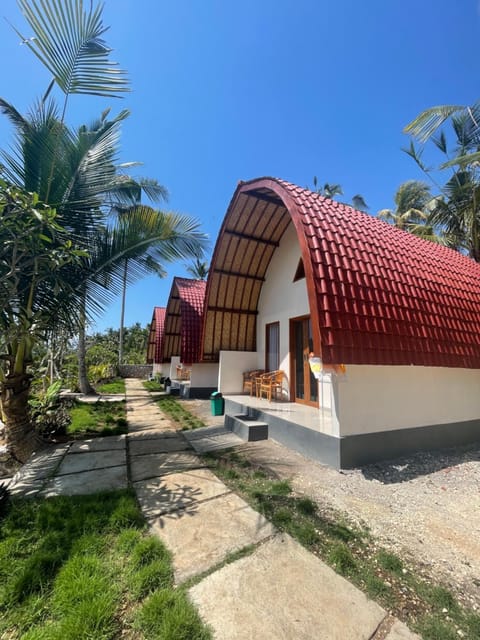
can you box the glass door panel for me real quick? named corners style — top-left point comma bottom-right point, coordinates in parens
top-left (291, 317), bottom-right (318, 407)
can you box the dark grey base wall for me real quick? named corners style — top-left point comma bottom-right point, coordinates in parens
top-left (341, 418), bottom-right (480, 468)
top-left (224, 399), bottom-right (480, 469)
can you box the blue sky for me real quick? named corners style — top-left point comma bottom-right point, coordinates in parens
top-left (0, 0), bottom-right (478, 333)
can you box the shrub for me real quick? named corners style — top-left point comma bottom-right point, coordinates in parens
top-left (88, 364), bottom-right (116, 384)
top-left (29, 381), bottom-right (71, 439)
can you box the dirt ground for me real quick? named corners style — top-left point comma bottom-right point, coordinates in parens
top-left (242, 439), bottom-right (480, 611)
top-left (185, 399), bottom-right (480, 611)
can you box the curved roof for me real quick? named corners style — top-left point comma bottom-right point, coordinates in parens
top-left (201, 177), bottom-right (480, 368)
top-left (147, 307), bottom-right (166, 364)
top-left (163, 277), bottom-right (206, 364)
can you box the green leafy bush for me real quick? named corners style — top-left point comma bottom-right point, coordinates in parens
top-left (88, 364), bottom-right (116, 384)
top-left (29, 381), bottom-right (71, 439)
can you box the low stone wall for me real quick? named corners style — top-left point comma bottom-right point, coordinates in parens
top-left (118, 364), bottom-right (152, 379)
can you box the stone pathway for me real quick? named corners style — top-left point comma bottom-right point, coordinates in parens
top-left (7, 378), bottom-right (419, 640)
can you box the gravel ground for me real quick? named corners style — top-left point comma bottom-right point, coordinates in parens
top-left (240, 439), bottom-right (480, 611)
top-left (182, 399), bottom-right (480, 611)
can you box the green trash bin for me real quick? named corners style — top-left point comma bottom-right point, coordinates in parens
top-left (210, 391), bottom-right (224, 416)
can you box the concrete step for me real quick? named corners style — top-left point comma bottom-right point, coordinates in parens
top-left (225, 413), bottom-right (268, 442)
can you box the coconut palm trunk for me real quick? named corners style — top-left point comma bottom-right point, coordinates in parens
top-left (1, 373), bottom-right (37, 462)
top-left (77, 296), bottom-right (96, 395)
top-left (118, 258), bottom-right (128, 365)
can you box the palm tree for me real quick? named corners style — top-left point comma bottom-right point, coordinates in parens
top-left (404, 102), bottom-right (480, 260)
top-left (185, 255), bottom-right (209, 280)
top-left (0, 0), bottom-right (207, 456)
top-left (378, 180), bottom-right (441, 241)
top-left (1, 104), bottom-right (207, 392)
top-left (313, 177), bottom-right (344, 199)
top-left (0, 179), bottom-right (87, 460)
top-left (312, 176), bottom-right (369, 211)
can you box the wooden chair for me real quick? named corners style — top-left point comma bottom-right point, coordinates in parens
top-left (258, 370), bottom-right (285, 402)
top-left (242, 369), bottom-right (264, 395)
top-left (176, 365), bottom-right (191, 381)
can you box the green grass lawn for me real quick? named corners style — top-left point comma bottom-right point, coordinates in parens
top-left (68, 401), bottom-right (128, 438)
top-left (0, 491), bottom-right (210, 639)
top-left (143, 380), bottom-right (164, 392)
top-left (155, 396), bottom-right (206, 431)
top-left (204, 449), bottom-right (480, 640)
top-left (95, 378), bottom-right (126, 394)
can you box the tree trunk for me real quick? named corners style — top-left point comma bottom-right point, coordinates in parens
top-left (119, 259), bottom-right (128, 365)
top-left (77, 299), bottom-right (97, 395)
top-left (1, 373), bottom-right (37, 463)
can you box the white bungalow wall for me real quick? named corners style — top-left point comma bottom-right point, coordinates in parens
top-left (336, 364), bottom-right (480, 436)
top-left (256, 222), bottom-right (335, 417)
top-left (218, 351), bottom-right (258, 393)
top-left (190, 362), bottom-right (219, 389)
top-left (152, 363), bottom-right (170, 376)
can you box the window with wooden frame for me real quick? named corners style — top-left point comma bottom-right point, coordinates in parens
top-left (265, 322), bottom-right (280, 372)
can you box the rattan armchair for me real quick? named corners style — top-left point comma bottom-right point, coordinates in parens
top-left (242, 369), bottom-right (264, 395)
top-left (258, 370), bottom-right (285, 402)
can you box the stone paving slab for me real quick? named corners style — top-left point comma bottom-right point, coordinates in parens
top-left (184, 427), bottom-right (243, 453)
top-left (184, 426), bottom-right (230, 440)
top-left (129, 436), bottom-right (189, 456)
top-left (56, 449), bottom-right (126, 475)
top-left (69, 435), bottom-right (126, 453)
top-left (9, 444), bottom-right (69, 497)
top-left (386, 620), bottom-right (421, 639)
top-left (150, 491), bottom-right (275, 583)
top-left (127, 421), bottom-right (177, 435)
top-left (77, 394), bottom-right (125, 403)
top-left (134, 468), bottom-right (230, 519)
top-left (41, 464), bottom-right (127, 497)
top-left (128, 430), bottom-right (180, 441)
top-left (189, 533), bottom-right (385, 640)
top-left (130, 451), bottom-right (205, 483)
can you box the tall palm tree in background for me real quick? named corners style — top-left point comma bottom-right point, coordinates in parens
top-left (185, 246), bottom-right (210, 280)
top-left (378, 180), bottom-right (441, 242)
top-left (312, 176), bottom-right (369, 211)
top-left (404, 102), bottom-right (480, 260)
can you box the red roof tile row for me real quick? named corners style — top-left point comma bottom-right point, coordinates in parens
top-left (274, 178), bottom-right (480, 368)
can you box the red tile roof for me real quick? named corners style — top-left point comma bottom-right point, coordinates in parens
top-left (147, 307), bottom-right (166, 363)
top-left (203, 177), bottom-right (480, 368)
top-left (164, 278), bottom-right (206, 364)
top-left (279, 178), bottom-right (480, 367)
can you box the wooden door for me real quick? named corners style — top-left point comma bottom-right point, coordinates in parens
top-left (290, 316), bottom-right (318, 407)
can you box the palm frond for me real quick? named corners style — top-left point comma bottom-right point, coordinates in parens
top-left (68, 206), bottom-right (207, 318)
top-left (16, 0), bottom-right (129, 98)
top-left (432, 130), bottom-right (447, 154)
top-left (440, 151), bottom-right (480, 170)
top-left (404, 105), bottom-right (466, 142)
top-left (401, 141), bottom-right (431, 173)
top-left (0, 97), bottom-right (29, 130)
top-left (351, 194), bottom-right (368, 211)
